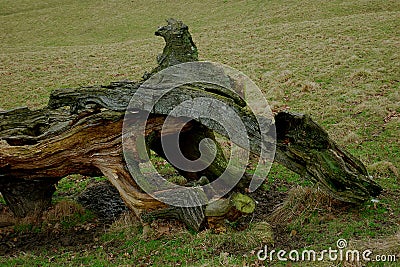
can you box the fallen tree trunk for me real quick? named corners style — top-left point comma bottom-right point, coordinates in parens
top-left (0, 19), bottom-right (382, 230)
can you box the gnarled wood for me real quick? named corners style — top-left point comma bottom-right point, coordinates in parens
top-left (205, 193), bottom-right (256, 233)
top-left (274, 112), bottom-right (382, 203)
top-left (1, 177), bottom-right (57, 218)
top-left (0, 19), bottom-right (382, 231)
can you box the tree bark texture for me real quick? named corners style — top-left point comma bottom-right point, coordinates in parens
top-left (0, 19), bottom-right (381, 230)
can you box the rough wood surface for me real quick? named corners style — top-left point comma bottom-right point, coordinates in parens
top-left (205, 193), bottom-right (256, 233)
top-left (145, 18), bottom-right (198, 78)
top-left (0, 19), bottom-right (382, 230)
top-left (274, 112), bottom-right (382, 203)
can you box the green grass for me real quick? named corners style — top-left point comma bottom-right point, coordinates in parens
top-left (53, 175), bottom-right (107, 200)
top-left (1, 0), bottom-right (399, 266)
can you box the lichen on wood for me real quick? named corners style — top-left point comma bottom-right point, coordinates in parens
top-left (0, 19), bottom-right (382, 231)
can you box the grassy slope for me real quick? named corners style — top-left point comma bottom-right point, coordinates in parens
top-left (1, 0), bottom-right (399, 266)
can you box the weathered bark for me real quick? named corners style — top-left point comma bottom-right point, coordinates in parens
top-left (274, 112), bottom-right (382, 203)
top-left (140, 202), bottom-right (205, 231)
top-left (0, 19), bottom-right (382, 230)
top-left (1, 177), bottom-right (57, 218)
top-left (144, 18), bottom-right (198, 78)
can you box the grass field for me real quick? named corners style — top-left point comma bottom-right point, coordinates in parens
top-left (1, 0), bottom-right (399, 266)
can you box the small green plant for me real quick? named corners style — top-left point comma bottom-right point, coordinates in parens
top-left (0, 193), bottom-right (6, 205)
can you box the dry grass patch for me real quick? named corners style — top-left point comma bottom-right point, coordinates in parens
top-left (368, 161), bottom-right (399, 179)
top-left (268, 186), bottom-right (341, 226)
top-left (42, 199), bottom-right (86, 222)
top-left (107, 211), bottom-right (141, 239)
top-left (0, 200), bottom-right (91, 234)
top-left (353, 230), bottom-right (400, 255)
top-left (346, 231), bottom-right (400, 266)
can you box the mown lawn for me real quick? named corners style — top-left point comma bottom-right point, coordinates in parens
top-left (1, 0), bottom-right (399, 266)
